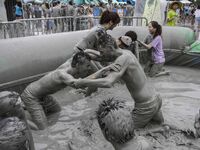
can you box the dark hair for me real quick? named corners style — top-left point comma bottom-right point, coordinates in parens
top-left (99, 34), bottom-right (118, 49)
top-left (100, 10), bottom-right (120, 25)
top-left (150, 21), bottom-right (162, 39)
top-left (16, 2), bottom-right (22, 7)
top-left (96, 98), bottom-right (135, 144)
top-left (198, 5), bottom-right (200, 9)
top-left (45, 3), bottom-right (50, 9)
top-left (69, 1), bottom-right (73, 5)
top-left (98, 34), bottom-right (119, 61)
top-left (71, 51), bottom-right (91, 67)
top-left (125, 31), bottom-right (137, 41)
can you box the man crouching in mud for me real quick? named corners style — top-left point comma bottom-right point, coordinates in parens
top-left (97, 98), bottom-right (152, 150)
top-left (73, 36), bottom-right (164, 129)
top-left (21, 52), bottom-right (97, 130)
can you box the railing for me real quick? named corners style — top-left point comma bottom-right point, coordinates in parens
top-left (0, 16), bottom-right (148, 39)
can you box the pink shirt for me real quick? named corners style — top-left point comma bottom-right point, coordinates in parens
top-left (151, 36), bottom-right (165, 64)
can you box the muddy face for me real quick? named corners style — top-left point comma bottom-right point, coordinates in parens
top-left (0, 91), bottom-right (20, 116)
top-left (76, 58), bottom-right (94, 78)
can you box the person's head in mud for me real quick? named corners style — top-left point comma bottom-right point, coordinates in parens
top-left (71, 51), bottom-right (94, 77)
top-left (97, 34), bottom-right (121, 62)
top-left (0, 91), bottom-right (24, 119)
top-left (96, 98), bottom-right (135, 146)
top-left (117, 36), bottom-right (133, 49)
top-left (148, 21), bottom-right (162, 39)
top-left (100, 10), bottom-right (120, 30)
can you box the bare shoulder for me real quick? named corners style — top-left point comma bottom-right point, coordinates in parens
top-left (115, 52), bottom-right (131, 65)
top-left (57, 58), bottom-right (72, 70)
top-left (121, 50), bottom-right (134, 61)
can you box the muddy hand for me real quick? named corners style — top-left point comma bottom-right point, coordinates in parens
top-left (73, 79), bottom-right (85, 88)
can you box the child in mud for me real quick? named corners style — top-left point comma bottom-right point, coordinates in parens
top-left (137, 21), bottom-right (166, 77)
top-left (72, 35), bottom-right (164, 129)
top-left (21, 52), bottom-right (98, 130)
top-left (97, 98), bottom-right (152, 150)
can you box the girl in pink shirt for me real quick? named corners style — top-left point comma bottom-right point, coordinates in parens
top-left (138, 21), bottom-right (165, 77)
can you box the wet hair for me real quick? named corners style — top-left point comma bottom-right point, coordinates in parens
top-left (100, 10), bottom-right (120, 25)
top-left (125, 31), bottom-right (137, 41)
top-left (96, 98), bottom-right (135, 144)
top-left (150, 21), bottom-right (162, 39)
top-left (71, 51), bottom-right (91, 68)
top-left (98, 34), bottom-right (119, 62)
top-left (0, 91), bottom-right (21, 117)
top-left (127, 1), bottom-right (131, 5)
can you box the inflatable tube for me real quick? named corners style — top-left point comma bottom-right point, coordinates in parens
top-left (0, 26), bottom-right (195, 89)
top-left (109, 26), bottom-right (195, 50)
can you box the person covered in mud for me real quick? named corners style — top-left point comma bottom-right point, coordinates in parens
top-left (125, 31), bottom-right (139, 59)
top-left (21, 51), bottom-right (97, 130)
top-left (97, 98), bottom-right (152, 150)
top-left (72, 36), bottom-right (164, 129)
top-left (117, 31), bottom-right (140, 61)
top-left (74, 10), bottom-right (120, 53)
top-left (0, 91), bottom-right (35, 150)
top-left (137, 21), bottom-right (166, 77)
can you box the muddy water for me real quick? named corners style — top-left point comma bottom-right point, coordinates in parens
top-left (33, 66), bottom-right (200, 150)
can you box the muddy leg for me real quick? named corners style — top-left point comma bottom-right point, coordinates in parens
top-left (151, 110), bottom-right (164, 124)
top-left (21, 91), bottom-right (48, 130)
top-left (42, 95), bottom-right (61, 116)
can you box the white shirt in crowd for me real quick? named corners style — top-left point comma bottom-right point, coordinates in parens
top-left (195, 9), bottom-right (200, 18)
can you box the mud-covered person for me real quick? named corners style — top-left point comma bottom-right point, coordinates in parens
top-left (97, 98), bottom-right (152, 150)
top-left (73, 36), bottom-right (164, 129)
top-left (66, 10), bottom-right (121, 96)
top-left (74, 10), bottom-right (120, 53)
top-left (21, 52), bottom-right (97, 130)
top-left (0, 91), bottom-right (35, 150)
top-left (117, 31), bottom-right (140, 61)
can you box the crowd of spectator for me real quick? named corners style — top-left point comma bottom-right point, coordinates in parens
top-left (11, 0), bottom-right (135, 34)
top-left (16, 1), bottom-right (134, 26)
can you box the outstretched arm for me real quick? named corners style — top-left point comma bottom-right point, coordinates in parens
top-left (74, 54), bottom-right (130, 88)
top-left (137, 40), bottom-right (152, 49)
top-left (74, 68), bottom-right (126, 88)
